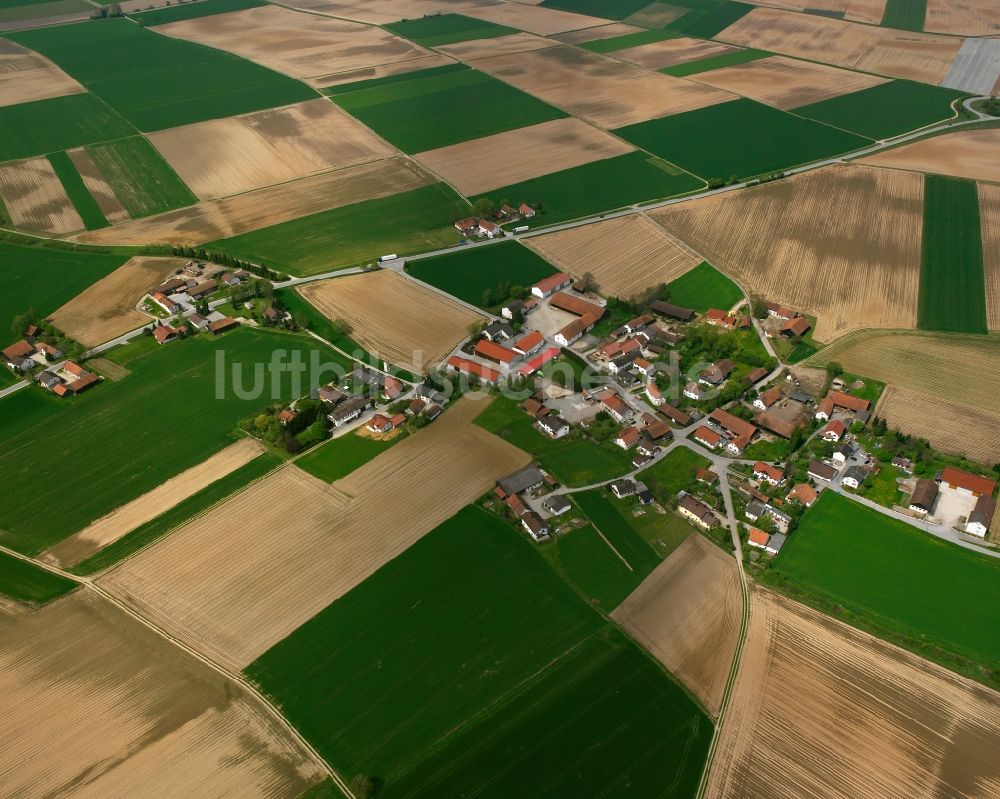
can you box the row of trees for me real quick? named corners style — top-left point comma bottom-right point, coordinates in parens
top-left (10, 311), bottom-right (84, 362)
top-left (170, 246), bottom-right (287, 282)
top-left (241, 399), bottom-right (329, 454)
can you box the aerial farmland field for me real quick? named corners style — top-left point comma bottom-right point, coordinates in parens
top-left (0, 549), bottom-right (76, 605)
top-left (665, 260), bottom-right (743, 312)
top-left (385, 12), bottom-right (517, 45)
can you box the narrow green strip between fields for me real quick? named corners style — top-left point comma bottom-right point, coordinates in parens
top-left (322, 63), bottom-right (469, 96)
top-left (880, 0), bottom-right (926, 31)
top-left (0, 550), bottom-right (77, 605)
top-left (665, 0), bottom-right (753, 38)
top-left (659, 47), bottom-right (769, 77)
top-left (129, 0), bottom-right (266, 25)
top-left (580, 28), bottom-right (678, 53)
top-left (385, 13), bottom-right (518, 47)
top-left (540, 0), bottom-right (653, 20)
top-left (46, 150), bottom-right (109, 230)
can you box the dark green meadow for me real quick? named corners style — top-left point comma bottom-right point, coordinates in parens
top-left (0, 550), bottom-right (77, 605)
top-left (385, 13), bottom-right (517, 46)
top-left (918, 175), bottom-right (987, 334)
top-left (880, 0), bottom-right (926, 31)
top-left (665, 0), bottom-right (753, 38)
top-left (666, 260), bottom-right (742, 312)
top-left (86, 136), bottom-right (197, 218)
top-left (294, 434), bottom-right (399, 484)
top-left (129, 0), bottom-right (265, 25)
top-left (540, 0), bottom-right (652, 19)
top-left (581, 28), bottom-right (677, 53)
top-left (246, 505), bottom-right (712, 797)
top-left (660, 47), bottom-right (769, 77)
top-left (46, 150), bottom-right (108, 229)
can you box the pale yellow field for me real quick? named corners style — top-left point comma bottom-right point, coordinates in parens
top-left (743, 0), bottom-right (887, 24)
top-left (415, 117), bottom-right (634, 196)
top-left (436, 31), bottom-right (557, 60)
top-left (47, 256), bottom-right (181, 347)
top-left (155, 4), bottom-right (440, 83)
top-left (0, 39), bottom-right (83, 107)
top-left (280, 0), bottom-right (497, 26)
top-left (716, 7), bottom-right (962, 84)
top-left (42, 439), bottom-right (266, 569)
top-left (98, 397), bottom-right (530, 670)
top-left (612, 534), bottom-right (741, 717)
top-left (925, 0), bottom-right (1000, 35)
top-left (980, 182), bottom-right (1000, 330)
top-left (0, 591), bottom-right (323, 798)
top-left (623, 3), bottom-right (690, 27)
top-left (67, 147), bottom-right (129, 223)
top-left (0, 156), bottom-right (82, 234)
top-left (470, 45), bottom-right (735, 129)
top-left (651, 164), bottom-right (924, 341)
top-left (526, 214), bottom-right (700, 300)
top-left (148, 99), bottom-right (394, 201)
top-left (705, 587), bottom-right (1000, 799)
top-left (690, 55), bottom-right (888, 109)
top-left (314, 53), bottom-right (455, 89)
top-left (75, 157), bottom-right (433, 246)
top-left (613, 36), bottom-right (738, 69)
top-left (299, 270), bottom-right (484, 371)
top-left (460, 2), bottom-right (610, 35)
top-left (552, 22), bottom-right (643, 44)
top-left (858, 129), bottom-right (1000, 182)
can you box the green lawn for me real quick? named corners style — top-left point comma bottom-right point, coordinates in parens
top-left (47, 150), bottom-right (108, 229)
top-left (666, 261), bottom-right (742, 312)
top-left (665, 0), bottom-right (753, 38)
top-left (70, 452), bottom-right (282, 575)
top-left (246, 505), bottom-right (712, 796)
top-left (580, 28), bottom-right (677, 53)
top-left (637, 447), bottom-right (711, 504)
top-left (86, 136), bottom-right (197, 218)
top-left (540, 0), bottom-right (653, 19)
top-left (406, 241), bottom-right (556, 307)
top-left (761, 491), bottom-right (1000, 688)
top-left (0, 328), bottom-right (341, 555)
top-left (918, 175), bottom-right (987, 334)
top-left (660, 48), bottom-right (769, 77)
top-left (129, 0), bottom-right (265, 25)
top-left (0, 550), bottom-right (77, 605)
top-left (793, 80), bottom-right (965, 140)
top-left (295, 433), bottom-right (400, 483)
top-left (880, 0), bottom-right (926, 31)
top-left (323, 63), bottom-right (467, 96)
top-left (0, 93), bottom-right (135, 161)
top-left (332, 67), bottom-right (566, 153)
top-left (470, 151), bottom-right (703, 228)
top-left (859, 464), bottom-right (904, 508)
top-left (209, 183), bottom-right (465, 276)
top-left (9, 19), bottom-right (316, 131)
top-left (385, 13), bottom-right (517, 46)
top-left (574, 489), bottom-right (665, 576)
top-left (615, 98), bottom-right (871, 181)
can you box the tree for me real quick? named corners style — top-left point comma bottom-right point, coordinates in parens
top-left (331, 318), bottom-right (353, 337)
top-left (10, 310), bottom-right (35, 337)
top-left (577, 271), bottom-right (598, 293)
top-left (470, 197), bottom-right (495, 218)
top-left (750, 297), bottom-right (768, 319)
top-left (825, 360), bottom-right (843, 381)
top-left (467, 320), bottom-right (484, 339)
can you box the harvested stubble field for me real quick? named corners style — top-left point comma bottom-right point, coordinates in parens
top-left (651, 164), bottom-right (924, 341)
top-left (75, 156), bottom-right (432, 246)
top-left (614, 36), bottom-right (738, 69)
top-left (434, 31), bottom-right (557, 60)
top-left (47, 255), bottom-right (180, 347)
top-left (981, 182), bottom-right (1000, 330)
top-left (715, 6), bottom-right (962, 84)
top-left (66, 147), bottom-right (129, 223)
top-left (279, 0), bottom-right (495, 25)
top-left (460, 2), bottom-right (608, 34)
top-left (526, 214), bottom-right (699, 299)
top-left (148, 98), bottom-right (393, 201)
top-left (551, 22), bottom-right (643, 44)
top-left (705, 586), bottom-right (1000, 799)
top-left (99, 397), bottom-right (530, 670)
top-left (470, 45), bottom-right (735, 129)
top-left (924, 0), bottom-right (1000, 35)
top-left (0, 155), bottom-right (83, 234)
top-left (0, 591), bottom-right (324, 798)
top-left (743, 0), bottom-right (887, 23)
top-left (859, 129), bottom-right (1000, 184)
top-left (414, 117), bottom-right (634, 196)
top-left (0, 38), bottom-right (83, 107)
top-left (612, 534), bottom-right (740, 717)
top-left (689, 54), bottom-right (887, 109)
top-left (299, 270), bottom-right (483, 369)
top-left (154, 4), bottom-right (440, 84)
top-left (42, 438), bottom-right (264, 568)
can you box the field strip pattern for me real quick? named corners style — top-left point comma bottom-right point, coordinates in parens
top-left (740, 0), bottom-right (888, 24)
top-left (0, 155), bottom-right (83, 234)
top-left (0, 39), bottom-right (84, 108)
top-left (66, 147), bottom-right (130, 223)
top-left (979, 182), bottom-right (1000, 330)
top-left (857, 129), bottom-right (1000, 185)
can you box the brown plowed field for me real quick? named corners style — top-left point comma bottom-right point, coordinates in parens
top-left (705, 587), bottom-right (1000, 799)
top-left (460, 3), bottom-right (609, 35)
top-left (690, 55), bottom-right (887, 109)
top-left (155, 4), bottom-right (439, 81)
top-left (470, 46), bottom-right (735, 129)
top-left (67, 147), bottom-right (129, 223)
top-left (148, 99), bottom-right (394, 201)
top-left (613, 36), bottom-right (738, 69)
top-left (414, 117), bottom-right (634, 196)
top-left (553, 22), bottom-right (643, 44)
top-left (716, 7), bottom-right (962, 83)
top-left (650, 164), bottom-right (923, 341)
top-left (97, 397), bottom-right (529, 670)
top-left (299, 270), bottom-right (483, 371)
top-left (43, 438), bottom-right (265, 568)
top-left (74, 157), bottom-right (432, 246)
top-left (612, 534), bottom-right (740, 716)
top-left (526, 214), bottom-right (699, 300)
top-left (279, 0), bottom-right (496, 26)
top-left (925, 0), bottom-right (1000, 35)
top-left (47, 255), bottom-right (181, 347)
top-left (980, 182), bottom-right (1000, 330)
top-left (436, 31), bottom-right (557, 60)
top-left (0, 156), bottom-right (82, 234)
top-left (858, 129), bottom-right (1000, 184)
top-left (743, 0), bottom-right (887, 24)
top-left (0, 38), bottom-right (83, 107)
top-left (0, 591), bottom-right (324, 798)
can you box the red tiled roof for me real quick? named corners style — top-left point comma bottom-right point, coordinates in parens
top-left (518, 346), bottom-right (560, 376)
top-left (208, 317), bottom-right (238, 334)
top-left (940, 467), bottom-right (996, 496)
top-left (782, 316), bottom-right (811, 336)
top-left (694, 426), bottom-right (722, 447)
top-left (788, 483), bottom-right (817, 505)
top-left (646, 383), bottom-right (662, 399)
top-left (759, 386), bottom-right (782, 407)
top-left (2, 340), bottom-right (34, 359)
top-left (827, 390), bottom-right (870, 412)
top-left (823, 419), bottom-right (846, 437)
top-left (448, 355), bottom-right (500, 382)
top-left (549, 291), bottom-right (604, 319)
top-left (754, 462), bottom-right (784, 482)
top-left (617, 426), bottom-right (640, 447)
top-left (475, 338), bottom-right (518, 364)
top-left (63, 361), bottom-right (86, 377)
top-left (709, 408), bottom-right (756, 440)
top-left (748, 528), bottom-right (770, 546)
top-left (512, 330), bottom-right (543, 354)
top-left (533, 273), bottom-right (571, 294)
top-left (69, 372), bottom-right (99, 393)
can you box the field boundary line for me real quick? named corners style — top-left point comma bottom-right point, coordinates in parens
top-left (588, 520), bottom-right (635, 571)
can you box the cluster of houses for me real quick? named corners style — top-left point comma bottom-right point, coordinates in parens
top-left (906, 467), bottom-right (996, 537)
top-left (693, 408), bottom-right (758, 455)
top-left (148, 267), bottom-right (249, 320)
top-left (591, 312), bottom-right (682, 391)
top-left (151, 313), bottom-right (239, 345)
top-left (35, 359), bottom-right (99, 397)
top-left (454, 203), bottom-right (536, 240)
top-left (494, 465), bottom-right (565, 541)
top-left (3, 331), bottom-right (62, 374)
top-left (762, 302), bottom-right (811, 340)
top-left (2, 332), bottom-right (101, 398)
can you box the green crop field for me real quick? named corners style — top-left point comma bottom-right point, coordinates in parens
top-left (331, 67), bottom-right (565, 153)
top-left (0, 0), bottom-right (88, 25)
top-left (9, 20), bottom-right (316, 131)
top-left (880, 0), bottom-right (926, 31)
top-left (660, 48), bottom-right (769, 77)
top-left (0, 550), bottom-right (77, 605)
top-left (761, 491), bottom-right (1000, 687)
top-left (793, 81), bottom-right (964, 140)
top-left (580, 28), bottom-right (677, 53)
top-left (70, 452), bottom-right (281, 575)
top-left (615, 99), bottom-right (870, 180)
top-left (0, 93), bottom-right (135, 161)
top-left (129, 0), bottom-right (265, 25)
top-left (665, 0), bottom-right (753, 38)
top-left (385, 13), bottom-right (517, 46)
top-left (666, 260), bottom-right (742, 312)
top-left (210, 183), bottom-right (464, 276)
top-left (0, 238), bottom-right (130, 335)
top-left (0, 328), bottom-right (341, 555)
top-left (323, 64), bottom-right (467, 96)
top-left (407, 241), bottom-right (556, 307)
top-left (86, 136), bottom-right (197, 218)
top-left (295, 434), bottom-right (399, 483)
top-left (471, 152), bottom-right (703, 227)
top-left (918, 175), bottom-right (987, 334)
top-left (637, 447), bottom-right (710, 505)
top-left (246, 505), bottom-right (711, 796)
top-left (46, 150), bottom-right (108, 230)
top-left (541, 0), bottom-right (653, 19)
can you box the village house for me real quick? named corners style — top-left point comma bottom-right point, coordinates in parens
top-left (908, 479), bottom-right (938, 515)
top-left (832, 442), bottom-right (855, 466)
top-left (704, 309), bottom-right (736, 328)
top-left (821, 419), bottom-right (846, 442)
top-left (753, 386), bottom-right (782, 411)
top-left (406, 397), bottom-right (426, 416)
top-left (815, 390), bottom-right (870, 421)
top-left (623, 314), bottom-right (654, 334)
top-left (277, 408), bottom-right (298, 426)
top-left (892, 456), bottom-right (913, 474)
top-left (153, 325), bottom-right (180, 345)
top-left (753, 462), bottom-right (785, 486)
top-left (634, 358), bottom-right (654, 380)
top-left (521, 512), bottom-right (549, 541)
top-left (474, 338), bottom-right (519, 366)
top-left (517, 347), bottom-right (559, 377)
top-left (683, 381), bottom-right (706, 401)
top-left (780, 317), bottom-right (810, 338)
top-left (747, 527), bottom-right (770, 551)
top-left (447, 355), bottom-right (501, 384)
top-left (187, 281), bottom-right (217, 300)
top-left (611, 479), bottom-right (637, 499)
top-left (607, 350), bottom-right (638, 374)
top-left (543, 494), bottom-right (571, 515)
top-left (650, 300), bottom-right (695, 323)
top-left (694, 425), bottom-right (722, 449)
top-left (766, 302), bottom-right (798, 320)
top-left (188, 313), bottom-right (210, 331)
top-left (512, 330), bottom-right (543, 357)
top-left (483, 320), bottom-right (514, 342)
top-left (597, 390), bottom-right (633, 423)
top-left (366, 413), bottom-right (394, 434)
top-left (549, 291), bottom-right (604, 320)
top-left (553, 312), bottom-right (597, 347)
top-left (208, 317), bottom-right (238, 335)
top-left (381, 376), bottom-right (404, 401)
top-left (536, 414), bottom-right (569, 439)
top-left (745, 500), bottom-right (766, 522)
top-left (478, 219), bottom-right (503, 239)
top-left (841, 464), bottom-right (869, 489)
top-left (936, 467), bottom-right (997, 498)
top-left (3, 339), bottom-right (35, 371)
top-left (697, 468), bottom-right (718, 485)
top-left (328, 396), bottom-right (368, 427)
top-left (35, 370), bottom-right (60, 390)
top-left (496, 466), bottom-right (545, 498)
top-left (745, 366), bottom-right (768, 386)
top-left (659, 402), bottom-right (692, 427)
top-left (519, 203), bottom-right (536, 218)
top-left (531, 273), bottom-right (572, 299)
top-left (787, 483), bottom-right (817, 507)
top-left (642, 415), bottom-right (671, 440)
top-left (966, 495), bottom-right (996, 537)
top-left (699, 358), bottom-right (735, 386)
top-left (678, 495), bottom-right (717, 529)
top-left (156, 277), bottom-right (186, 295)
top-left (645, 382), bottom-right (665, 407)
top-left (454, 217), bottom-right (478, 235)
top-left (151, 291), bottom-right (179, 315)
top-left (808, 460), bottom-right (838, 482)
top-left (708, 408), bottom-right (757, 455)
top-left (615, 426), bottom-right (641, 450)
top-left (501, 299), bottom-right (524, 321)
top-left (424, 403), bottom-right (443, 421)
top-left (415, 383), bottom-right (449, 405)
top-left (35, 342), bottom-right (62, 360)
top-left (318, 384), bottom-right (347, 405)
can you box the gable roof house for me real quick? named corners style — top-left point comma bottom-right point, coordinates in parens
top-left (780, 316), bottom-right (811, 338)
top-left (936, 467), bottom-right (997, 498)
top-left (548, 291), bottom-right (604, 319)
top-left (615, 426), bottom-right (641, 450)
top-left (966, 494), bottom-right (996, 537)
top-left (841, 465), bottom-right (869, 489)
top-left (497, 466), bottom-right (546, 497)
top-left (536, 414), bottom-right (570, 439)
top-left (645, 382), bottom-right (665, 407)
top-left (815, 390), bottom-right (870, 421)
top-left (150, 291), bottom-right (179, 314)
top-left (753, 462), bottom-right (785, 486)
top-left (753, 386), bottom-right (782, 411)
top-left (611, 479), bottom-right (637, 499)
top-left (474, 338), bottom-right (519, 366)
top-left (366, 413), bottom-right (394, 434)
top-left (447, 355), bottom-right (501, 384)
top-left (787, 483), bottom-right (817, 507)
top-left (699, 359), bottom-right (735, 386)
top-left (501, 299), bottom-right (524, 320)
top-left (678, 495), bottom-right (717, 529)
top-left (328, 396), bottom-right (367, 427)
top-left (521, 512), bottom-right (549, 541)
top-left (908, 478), bottom-right (938, 515)
top-left (808, 461), bottom-right (838, 482)
top-left (821, 419), bottom-right (846, 442)
top-left (478, 219), bottom-right (502, 239)
top-left (512, 330), bottom-right (543, 357)
top-left (483, 320), bottom-right (515, 342)
top-left (153, 325), bottom-right (180, 345)
top-left (708, 408), bottom-right (757, 454)
top-left (553, 312), bottom-right (597, 347)
top-left (3, 339), bottom-right (35, 369)
top-left (694, 425), bottom-right (722, 449)
top-left (531, 273), bottom-right (572, 299)
top-left (650, 300), bottom-right (695, 322)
